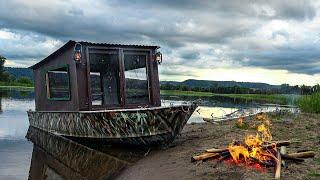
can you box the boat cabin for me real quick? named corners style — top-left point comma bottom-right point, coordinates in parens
top-left (30, 40), bottom-right (162, 111)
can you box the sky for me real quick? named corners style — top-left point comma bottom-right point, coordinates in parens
top-left (0, 0), bottom-right (320, 86)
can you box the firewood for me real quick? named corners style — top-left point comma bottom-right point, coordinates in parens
top-left (275, 141), bottom-right (291, 147)
top-left (191, 153), bottom-right (219, 162)
top-left (217, 151), bottom-right (231, 162)
top-left (280, 146), bottom-right (287, 155)
top-left (281, 154), bottom-right (304, 162)
top-left (297, 149), bottom-right (313, 153)
top-left (205, 148), bottom-right (228, 153)
top-left (286, 151), bottom-right (315, 158)
top-left (280, 146), bottom-right (287, 167)
top-left (275, 151), bottom-right (281, 179)
top-left (250, 157), bottom-right (275, 167)
top-left (263, 141), bottom-right (290, 148)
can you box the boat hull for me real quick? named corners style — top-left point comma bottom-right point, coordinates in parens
top-left (27, 103), bottom-right (197, 146)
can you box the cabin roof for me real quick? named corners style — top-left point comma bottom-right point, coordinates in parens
top-left (30, 40), bottom-right (160, 70)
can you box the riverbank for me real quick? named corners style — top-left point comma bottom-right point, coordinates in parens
top-left (161, 90), bottom-right (299, 105)
top-left (118, 113), bottom-right (320, 180)
top-left (0, 86), bottom-right (34, 91)
top-left (0, 87), bottom-right (299, 105)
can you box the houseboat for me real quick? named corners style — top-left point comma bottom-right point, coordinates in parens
top-left (27, 40), bottom-right (197, 145)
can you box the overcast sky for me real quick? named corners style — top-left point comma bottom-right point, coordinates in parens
top-left (0, 0), bottom-right (320, 85)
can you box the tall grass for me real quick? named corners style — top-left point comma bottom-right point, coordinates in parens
top-left (298, 93), bottom-right (320, 113)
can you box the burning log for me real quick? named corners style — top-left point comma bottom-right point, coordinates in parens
top-left (275, 150), bottom-right (281, 179)
top-left (191, 152), bottom-right (219, 162)
top-left (217, 151), bottom-right (231, 162)
top-left (285, 151), bottom-right (315, 158)
top-left (250, 157), bottom-right (275, 167)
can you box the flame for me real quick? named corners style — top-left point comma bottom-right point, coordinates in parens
top-left (257, 124), bottom-right (272, 142)
top-left (228, 144), bottom-right (250, 162)
top-left (227, 114), bottom-right (277, 164)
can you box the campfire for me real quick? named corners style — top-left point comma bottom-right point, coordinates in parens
top-left (191, 113), bottom-right (315, 179)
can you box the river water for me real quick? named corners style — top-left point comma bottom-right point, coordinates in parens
top-left (0, 90), bottom-right (298, 179)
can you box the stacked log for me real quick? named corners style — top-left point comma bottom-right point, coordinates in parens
top-left (191, 141), bottom-right (315, 179)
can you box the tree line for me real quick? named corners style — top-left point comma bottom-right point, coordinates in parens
top-left (0, 55), bottom-right (33, 86)
top-left (160, 83), bottom-right (320, 95)
top-left (1, 54), bottom-right (319, 94)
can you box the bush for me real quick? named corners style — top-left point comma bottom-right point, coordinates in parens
top-left (298, 92), bottom-right (320, 113)
top-left (16, 76), bottom-right (33, 85)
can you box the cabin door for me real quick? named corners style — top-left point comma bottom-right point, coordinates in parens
top-left (88, 50), bottom-right (121, 107)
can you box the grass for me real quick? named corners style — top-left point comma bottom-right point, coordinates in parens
top-left (0, 86), bottom-right (34, 91)
top-left (298, 92), bottom-right (320, 113)
top-left (160, 90), bottom-right (300, 105)
top-left (308, 172), bottom-right (320, 177)
top-left (0, 81), bottom-right (34, 91)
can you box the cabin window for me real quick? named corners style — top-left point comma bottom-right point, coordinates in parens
top-left (46, 66), bottom-right (71, 100)
top-left (124, 53), bottom-right (149, 104)
top-left (89, 52), bottom-right (120, 106)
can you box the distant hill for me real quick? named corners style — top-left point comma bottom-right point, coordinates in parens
top-left (4, 67), bottom-right (33, 80)
top-left (160, 79), bottom-right (281, 90)
top-left (2, 67), bottom-right (295, 92)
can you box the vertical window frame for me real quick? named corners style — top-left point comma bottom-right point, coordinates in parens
top-left (45, 64), bottom-right (71, 101)
top-left (123, 51), bottom-right (151, 105)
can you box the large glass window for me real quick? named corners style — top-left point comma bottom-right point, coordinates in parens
top-left (89, 52), bottom-right (120, 106)
top-left (46, 66), bottom-right (70, 100)
top-left (124, 53), bottom-right (149, 104)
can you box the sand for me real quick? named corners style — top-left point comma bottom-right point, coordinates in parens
top-left (117, 113), bottom-right (320, 180)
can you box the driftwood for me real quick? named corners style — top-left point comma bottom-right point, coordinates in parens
top-left (191, 153), bottom-right (219, 162)
top-left (285, 151), bottom-right (315, 158)
top-left (275, 151), bottom-right (281, 179)
top-left (205, 148), bottom-right (228, 153)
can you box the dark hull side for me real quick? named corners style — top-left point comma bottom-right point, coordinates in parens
top-left (27, 103), bottom-right (197, 146)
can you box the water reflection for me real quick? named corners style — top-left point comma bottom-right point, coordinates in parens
top-left (26, 126), bottom-right (148, 179)
top-left (161, 95), bottom-right (299, 123)
top-left (0, 90), bottom-right (34, 139)
top-left (0, 89), bottom-right (300, 179)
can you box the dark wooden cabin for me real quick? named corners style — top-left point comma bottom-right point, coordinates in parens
top-left (30, 40), bottom-right (162, 111)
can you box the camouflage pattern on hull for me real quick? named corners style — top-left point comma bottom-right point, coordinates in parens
top-left (27, 103), bottom-right (197, 145)
top-left (26, 126), bottom-right (145, 179)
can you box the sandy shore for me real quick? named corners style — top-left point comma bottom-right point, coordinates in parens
top-left (117, 113), bottom-right (320, 180)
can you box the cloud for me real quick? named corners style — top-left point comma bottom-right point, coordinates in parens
top-left (180, 51), bottom-right (200, 60)
top-left (0, 0), bottom-right (319, 84)
top-left (0, 29), bottom-right (63, 67)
